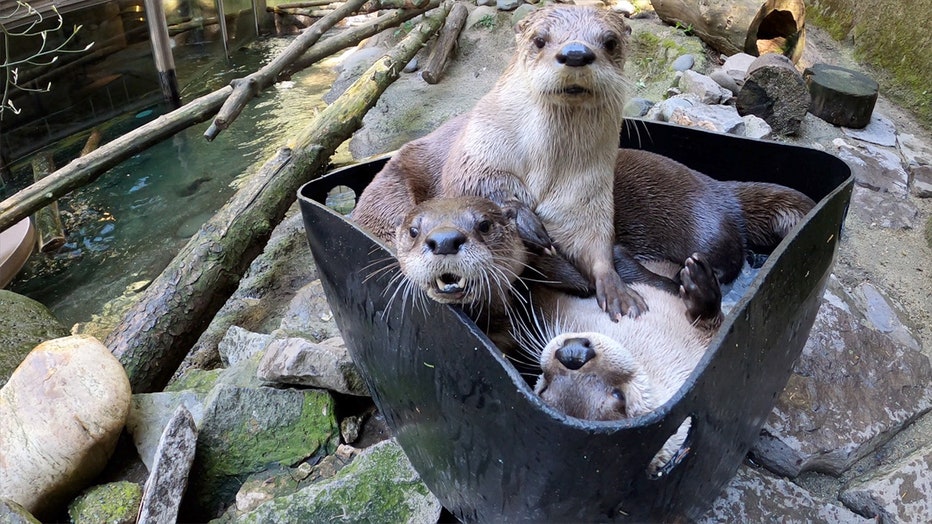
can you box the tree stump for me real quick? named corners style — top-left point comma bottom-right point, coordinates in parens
top-left (736, 53), bottom-right (810, 136)
top-left (652, 0), bottom-right (806, 63)
top-left (803, 63), bottom-right (878, 129)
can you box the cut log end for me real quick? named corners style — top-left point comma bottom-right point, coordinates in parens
top-left (804, 63), bottom-right (879, 129)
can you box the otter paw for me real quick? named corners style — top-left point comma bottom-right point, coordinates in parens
top-left (502, 200), bottom-right (555, 255)
top-left (679, 253), bottom-right (722, 322)
top-left (597, 272), bottom-right (647, 320)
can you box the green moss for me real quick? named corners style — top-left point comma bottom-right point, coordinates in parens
top-left (165, 367), bottom-right (222, 393)
top-left (474, 14), bottom-right (496, 30)
top-left (807, 0), bottom-right (932, 127)
top-left (0, 290), bottom-right (69, 387)
top-left (67, 481), bottom-right (143, 524)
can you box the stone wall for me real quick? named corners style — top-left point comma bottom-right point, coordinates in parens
top-left (807, 0), bottom-right (932, 127)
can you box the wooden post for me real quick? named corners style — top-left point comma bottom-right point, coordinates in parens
top-left (144, 0), bottom-right (182, 107)
top-left (30, 153), bottom-right (66, 253)
top-left (421, 2), bottom-right (468, 84)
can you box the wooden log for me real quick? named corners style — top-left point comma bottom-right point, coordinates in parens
top-left (104, 1), bottom-right (452, 393)
top-left (205, 0), bottom-right (369, 141)
top-left (80, 129), bottom-right (103, 157)
top-left (281, 1), bottom-right (441, 78)
top-left (268, 0), bottom-right (430, 12)
top-left (652, 0), bottom-right (806, 63)
top-left (30, 153), bottom-right (66, 253)
top-left (735, 53), bottom-right (810, 136)
top-left (803, 63), bottom-right (878, 129)
top-left (420, 2), bottom-right (467, 84)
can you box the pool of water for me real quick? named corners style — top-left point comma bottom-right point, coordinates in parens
top-left (7, 36), bottom-right (341, 328)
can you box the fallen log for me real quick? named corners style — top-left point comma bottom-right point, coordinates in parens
top-left (105, 1), bottom-right (452, 393)
top-left (421, 2), bottom-right (467, 84)
top-left (204, 0), bottom-right (370, 141)
top-left (268, 0), bottom-right (430, 12)
top-left (652, 0), bottom-right (806, 63)
top-left (30, 153), bottom-right (66, 253)
top-left (281, 0), bottom-right (441, 78)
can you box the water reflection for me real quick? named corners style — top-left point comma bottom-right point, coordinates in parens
top-left (8, 36), bottom-right (338, 327)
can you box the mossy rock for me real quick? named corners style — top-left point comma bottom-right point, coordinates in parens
top-left (0, 499), bottom-right (40, 524)
top-left (0, 290), bottom-right (69, 388)
top-left (67, 481), bottom-right (143, 524)
top-left (229, 439), bottom-right (441, 524)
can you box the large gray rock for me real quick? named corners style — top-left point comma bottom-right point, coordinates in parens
top-left (840, 444), bottom-right (932, 522)
top-left (911, 164), bottom-right (932, 198)
top-left (184, 385), bottom-right (339, 520)
top-left (897, 132), bottom-right (932, 167)
top-left (645, 93), bottom-right (701, 122)
top-left (0, 290), bottom-right (68, 388)
top-left (699, 466), bottom-right (870, 523)
top-left (257, 336), bottom-right (368, 395)
top-left (752, 283), bottom-right (932, 477)
top-left (843, 113), bottom-right (897, 147)
top-left (229, 439), bottom-right (442, 524)
top-left (274, 279), bottom-right (341, 341)
top-left (849, 186), bottom-right (920, 230)
top-left (0, 335), bottom-right (132, 518)
top-left (835, 140), bottom-right (910, 197)
top-left (67, 481), bottom-right (142, 524)
top-left (218, 326), bottom-right (272, 367)
top-left (126, 390), bottom-right (209, 471)
top-left (668, 103), bottom-right (746, 135)
top-left (0, 499), bottom-right (40, 524)
top-left (678, 70), bottom-right (731, 104)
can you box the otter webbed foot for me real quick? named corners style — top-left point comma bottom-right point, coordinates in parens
top-left (679, 253), bottom-right (723, 328)
top-left (501, 199), bottom-right (556, 255)
top-left (597, 270), bottom-right (647, 321)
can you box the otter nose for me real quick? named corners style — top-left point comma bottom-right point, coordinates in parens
top-left (556, 43), bottom-right (595, 67)
top-left (425, 228), bottom-right (467, 255)
top-left (555, 337), bottom-right (595, 370)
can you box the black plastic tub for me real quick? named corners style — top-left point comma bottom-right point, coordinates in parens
top-left (297, 120), bottom-right (853, 522)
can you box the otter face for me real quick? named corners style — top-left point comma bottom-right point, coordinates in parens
top-left (514, 6), bottom-right (631, 108)
top-left (395, 196), bottom-right (527, 307)
top-left (534, 332), bottom-right (656, 421)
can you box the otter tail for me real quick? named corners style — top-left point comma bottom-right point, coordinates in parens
top-left (725, 182), bottom-right (816, 253)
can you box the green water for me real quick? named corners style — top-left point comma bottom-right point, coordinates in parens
top-left (7, 36), bottom-right (341, 328)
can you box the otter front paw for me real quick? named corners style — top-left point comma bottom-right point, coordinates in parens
top-left (502, 200), bottom-right (555, 255)
top-left (597, 271), bottom-right (647, 320)
top-left (679, 253), bottom-right (722, 323)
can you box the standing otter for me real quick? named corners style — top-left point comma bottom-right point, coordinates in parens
top-left (354, 5), bottom-right (640, 319)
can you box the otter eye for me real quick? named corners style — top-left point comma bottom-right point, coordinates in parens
top-left (612, 388), bottom-right (626, 405)
top-left (533, 35), bottom-right (546, 49)
top-left (409, 227), bottom-right (419, 238)
top-left (477, 220), bottom-right (492, 234)
top-left (603, 37), bottom-right (619, 52)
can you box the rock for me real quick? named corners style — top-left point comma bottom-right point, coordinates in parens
top-left (751, 282), bottom-right (932, 477)
top-left (184, 385), bottom-right (339, 520)
top-left (257, 336), bottom-right (368, 396)
top-left (612, 0), bottom-right (635, 16)
top-left (341, 415), bottom-right (362, 444)
top-left (678, 70), bottom-right (731, 104)
top-left (126, 390), bottom-right (209, 471)
top-left (710, 68), bottom-right (740, 95)
top-left (736, 53), bottom-right (811, 135)
top-left (698, 466), bottom-right (870, 523)
top-left (840, 444), bottom-right (932, 522)
top-left (178, 206), bottom-right (317, 376)
top-left (804, 63), bottom-right (878, 129)
top-left (218, 325), bottom-right (272, 367)
top-left (496, 0), bottom-right (520, 11)
top-left (852, 283), bottom-right (921, 351)
top-left (0, 499), bottom-right (40, 524)
top-left (403, 57), bottom-right (419, 73)
top-left (721, 52), bottom-right (756, 79)
top-left (911, 165), bottom-right (932, 198)
top-left (476, 0), bottom-right (495, 6)
top-left (137, 405), bottom-right (198, 524)
top-left (741, 114), bottom-right (773, 140)
top-left (849, 186), bottom-right (920, 230)
top-left (835, 140), bottom-right (910, 197)
top-left (467, 5), bottom-right (498, 27)
top-left (623, 97), bottom-right (654, 118)
top-left (70, 280), bottom-right (150, 342)
top-left (0, 290), bottom-right (69, 388)
top-left (671, 53), bottom-right (695, 71)
top-left (274, 279), bottom-right (340, 341)
top-left (668, 103), bottom-right (746, 135)
top-left (645, 93), bottom-right (701, 122)
top-left (229, 439), bottom-right (442, 524)
top-left (67, 481), bottom-right (143, 524)
top-left (842, 113), bottom-right (897, 147)
top-left (897, 132), bottom-right (932, 167)
top-left (511, 2), bottom-right (537, 23)
top-left (0, 335), bottom-right (132, 518)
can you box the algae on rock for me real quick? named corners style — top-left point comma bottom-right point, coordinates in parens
top-left (67, 481), bottom-right (143, 524)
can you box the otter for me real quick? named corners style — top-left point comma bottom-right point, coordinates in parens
top-left (354, 5), bottom-right (640, 319)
